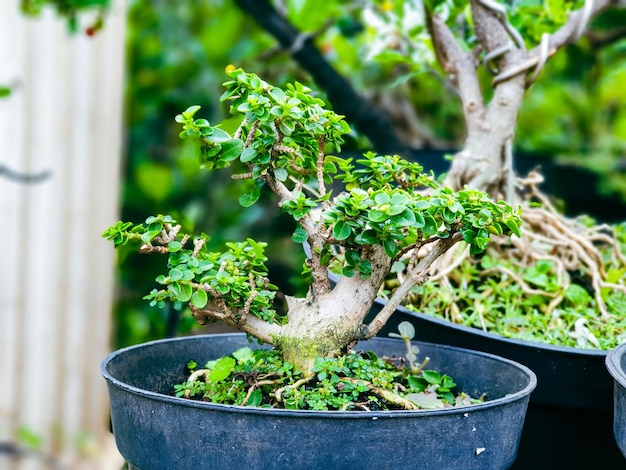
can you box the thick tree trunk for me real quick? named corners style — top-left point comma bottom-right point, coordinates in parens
top-left (277, 245), bottom-right (392, 374)
top-left (445, 68), bottom-right (526, 197)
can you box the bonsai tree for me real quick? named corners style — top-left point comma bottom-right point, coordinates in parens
top-left (104, 69), bottom-right (521, 375)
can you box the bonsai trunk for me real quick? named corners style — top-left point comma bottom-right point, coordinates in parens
top-left (445, 85), bottom-right (524, 200)
top-left (277, 246), bottom-right (392, 374)
top-left (436, 6), bottom-right (528, 198)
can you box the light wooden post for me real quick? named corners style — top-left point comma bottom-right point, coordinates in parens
top-left (0, 2), bottom-right (126, 468)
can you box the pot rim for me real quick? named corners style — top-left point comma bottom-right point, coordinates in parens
top-left (606, 341), bottom-right (626, 385)
top-left (101, 333), bottom-right (537, 419)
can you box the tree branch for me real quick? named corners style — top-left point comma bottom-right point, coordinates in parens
top-left (234, 0), bottom-right (410, 156)
top-left (261, 163), bottom-right (332, 295)
top-left (364, 232), bottom-right (463, 338)
top-left (189, 304), bottom-right (281, 345)
top-left (431, 14), bottom-right (485, 129)
top-left (538, 0), bottom-right (614, 53)
top-left (492, 0), bottom-right (617, 85)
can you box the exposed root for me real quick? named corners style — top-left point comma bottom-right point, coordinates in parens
top-left (511, 173), bottom-right (623, 320)
top-left (184, 369), bottom-right (211, 398)
top-left (274, 376), bottom-right (314, 402)
top-left (401, 170), bottom-right (625, 328)
top-left (240, 377), bottom-right (284, 406)
top-left (341, 401), bottom-right (372, 411)
top-left (340, 377), bottom-right (418, 410)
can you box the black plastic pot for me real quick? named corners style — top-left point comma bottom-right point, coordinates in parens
top-left (375, 301), bottom-right (625, 468)
top-left (606, 342), bottom-right (626, 459)
top-left (102, 333), bottom-right (536, 470)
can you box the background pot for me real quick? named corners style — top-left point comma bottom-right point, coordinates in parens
top-left (102, 333), bottom-right (536, 470)
top-left (606, 342), bottom-right (626, 459)
top-left (375, 301), bottom-right (624, 468)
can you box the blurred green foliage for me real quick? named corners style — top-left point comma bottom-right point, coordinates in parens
top-left (116, 0), bottom-right (626, 347)
top-left (21, 0), bottom-right (109, 33)
top-left (116, 0), bottom-right (308, 347)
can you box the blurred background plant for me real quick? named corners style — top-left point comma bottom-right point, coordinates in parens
top-left (115, 0), bottom-right (626, 348)
top-left (21, 0), bottom-right (110, 33)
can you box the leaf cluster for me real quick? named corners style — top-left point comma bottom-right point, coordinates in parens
top-left (104, 216), bottom-right (283, 324)
top-left (322, 172), bottom-right (521, 265)
top-left (175, 106), bottom-right (244, 171)
top-left (181, 70), bottom-right (520, 277)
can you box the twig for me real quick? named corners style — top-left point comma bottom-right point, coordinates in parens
top-left (366, 232), bottom-right (464, 338)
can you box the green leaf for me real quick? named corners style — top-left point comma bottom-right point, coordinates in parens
top-left (178, 283), bottom-right (193, 302)
top-left (383, 239), bottom-right (398, 258)
top-left (209, 356), bottom-right (236, 383)
top-left (442, 208), bottom-right (456, 224)
top-left (269, 87), bottom-right (286, 102)
top-left (461, 228), bottom-right (476, 244)
top-left (232, 347), bottom-right (255, 364)
top-left (368, 210), bottom-right (388, 223)
top-left (169, 269), bottom-right (183, 282)
top-left (184, 105), bottom-right (201, 116)
top-left (565, 284), bottom-right (591, 306)
top-left (345, 250), bottom-right (360, 266)
top-left (390, 209), bottom-right (416, 227)
top-left (236, 101), bottom-right (253, 113)
top-left (333, 221), bottom-right (352, 241)
top-left (278, 119), bottom-right (295, 136)
top-left (191, 289), bottom-right (208, 309)
top-left (407, 376), bottom-right (427, 392)
top-left (505, 219), bottom-right (521, 237)
top-left (292, 225), bottom-right (308, 243)
top-left (354, 230), bottom-right (379, 245)
top-left (204, 128), bottom-right (230, 143)
top-left (413, 212), bottom-right (426, 228)
top-left (374, 193), bottom-right (390, 205)
top-left (397, 321), bottom-right (416, 340)
top-left (442, 375), bottom-right (456, 390)
top-left (247, 389), bottom-right (263, 407)
top-left (220, 139), bottom-right (244, 161)
top-left (274, 168), bottom-right (288, 181)
top-left (357, 261), bottom-right (372, 277)
top-left (168, 241), bottom-right (182, 252)
top-left (240, 146), bottom-right (257, 163)
top-left (422, 370), bottom-right (442, 385)
top-left (342, 265), bottom-right (356, 277)
top-left (422, 215), bottom-right (438, 236)
top-left (239, 187), bottom-right (261, 207)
